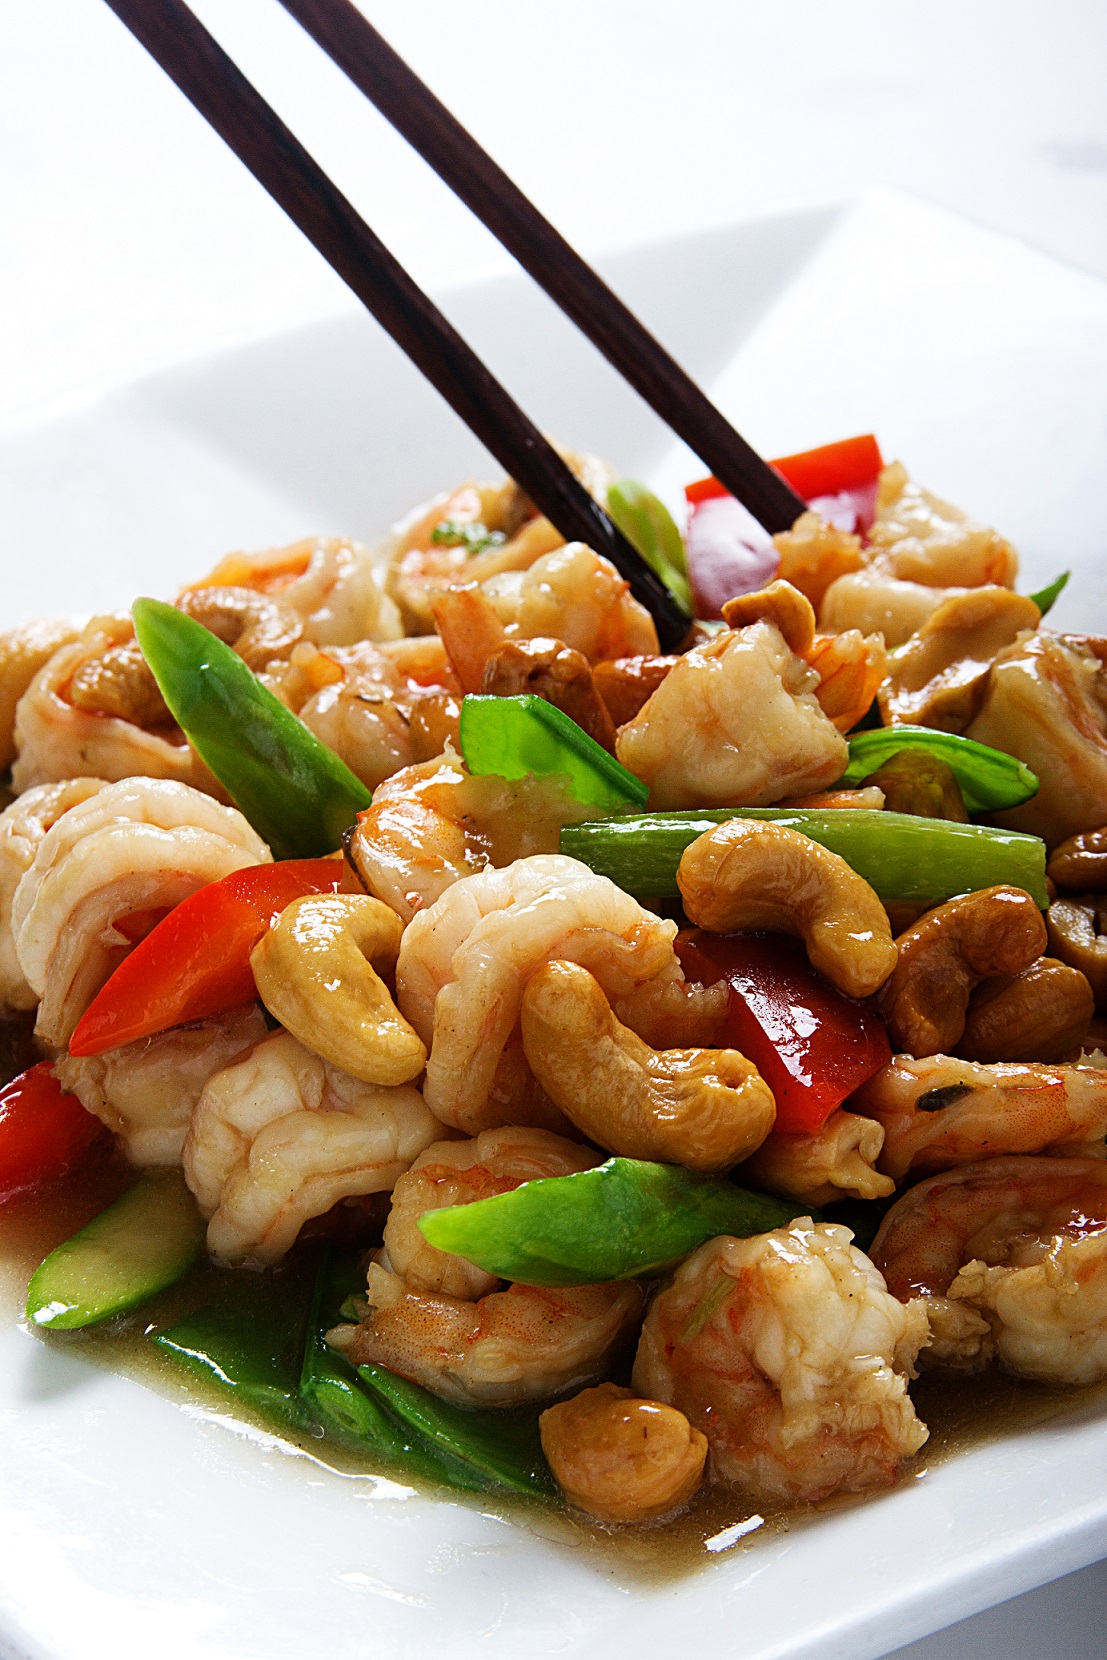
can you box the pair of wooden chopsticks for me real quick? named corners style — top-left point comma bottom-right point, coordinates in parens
top-left (102, 0), bottom-right (804, 651)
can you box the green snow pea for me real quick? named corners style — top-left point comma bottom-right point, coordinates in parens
top-left (1028, 571), bottom-right (1069, 617)
top-left (607, 480), bottom-right (694, 615)
top-left (459, 693), bottom-right (648, 809)
top-left (132, 598), bottom-right (371, 858)
top-left (418, 1157), bottom-right (805, 1287)
top-left (560, 807), bottom-right (1048, 908)
top-left (841, 726), bottom-right (1038, 812)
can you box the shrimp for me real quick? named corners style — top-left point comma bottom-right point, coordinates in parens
top-left (11, 777), bottom-right (269, 1048)
top-left (11, 616), bottom-right (196, 792)
top-left (346, 753), bottom-right (592, 923)
top-left (615, 620), bottom-right (847, 810)
top-left (866, 462), bottom-right (1019, 590)
top-left (772, 511), bottom-right (864, 611)
top-left (182, 1029), bottom-right (440, 1264)
top-left (803, 630), bottom-right (888, 733)
top-left (481, 543), bottom-right (659, 662)
top-left (967, 632), bottom-right (1107, 847)
top-left (632, 1222), bottom-right (929, 1503)
top-left (394, 854), bottom-right (688, 1132)
top-left (0, 619), bottom-right (78, 772)
top-left (55, 1003), bottom-right (268, 1166)
top-left (0, 778), bottom-right (106, 1013)
top-left (335, 1259), bottom-right (644, 1409)
top-left (382, 1125), bottom-right (599, 1301)
top-left (294, 649), bottom-right (415, 791)
top-left (878, 587), bottom-right (1041, 733)
top-left (818, 570), bottom-right (968, 649)
top-left (852, 1054), bottom-right (1107, 1181)
top-left (192, 535), bottom-right (402, 646)
top-left (870, 1156), bottom-right (1107, 1383)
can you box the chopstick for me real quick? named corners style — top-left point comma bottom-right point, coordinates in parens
top-left (278, 0), bottom-right (806, 538)
top-left (101, 0), bottom-right (690, 651)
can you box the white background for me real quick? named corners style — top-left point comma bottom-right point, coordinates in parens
top-left (2, 3), bottom-right (1107, 1655)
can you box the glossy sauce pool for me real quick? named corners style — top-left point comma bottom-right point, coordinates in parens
top-left (3, 1153), bottom-right (1105, 1585)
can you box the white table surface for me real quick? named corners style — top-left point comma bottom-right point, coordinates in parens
top-left (3, 3), bottom-right (1107, 1655)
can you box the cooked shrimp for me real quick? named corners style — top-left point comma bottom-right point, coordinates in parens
top-left (11, 616), bottom-right (195, 792)
top-left (395, 854), bottom-right (688, 1133)
top-left (295, 651), bottom-right (415, 791)
top-left (480, 543), bottom-right (659, 662)
top-left (866, 462), bottom-right (1019, 590)
top-left (11, 777), bottom-right (269, 1048)
top-left (818, 570), bottom-right (967, 649)
top-left (803, 630), bottom-right (888, 733)
top-left (346, 753), bottom-right (591, 923)
top-left (0, 619), bottom-right (78, 772)
top-left (382, 1125), bottom-right (599, 1300)
top-left (870, 1156), bottom-right (1107, 1382)
top-left (852, 1054), bottom-right (1107, 1181)
top-left (183, 1029), bottom-right (440, 1264)
top-left (632, 1222), bottom-right (929, 1502)
top-left (771, 511), bottom-right (863, 611)
top-left (335, 1259), bottom-right (644, 1409)
top-left (967, 632), bottom-right (1107, 847)
top-left (878, 587), bottom-right (1041, 732)
top-left (615, 620), bottom-right (847, 810)
top-left (193, 535), bottom-right (402, 646)
top-left (0, 778), bottom-right (106, 1012)
top-left (55, 1003), bottom-right (268, 1166)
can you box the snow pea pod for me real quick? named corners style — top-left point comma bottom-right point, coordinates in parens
top-left (607, 480), bottom-right (694, 615)
top-left (418, 1157), bottom-right (804, 1287)
top-left (132, 598), bottom-right (371, 858)
top-left (1028, 570), bottom-right (1068, 617)
top-left (459, 693), bottom-right (648, 810)
top-left (841, 726), bottom-right (1038, 812)
top-left (559, 808), bottom-right (1049, 908)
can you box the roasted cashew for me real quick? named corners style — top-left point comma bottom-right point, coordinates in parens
top-left (250, 893), bottom-right (427, 1086)
top-left (721, 578), bottom-right (817, 655)
top-left (592, 654), bottom-right (679, 727)
top-left (862, 749), bottom-right (967, 822)
top-left (177, 585), bottom-right (303, 672)
top-left (1047, 896), bottom-right (1107, 1007)
top-left (67, 638), bottom-right (170, 725)
top-left (877, 586), bottom-right (1040, 733)
top-left (956, 957), bottom-right (1094, 1062)
top-left (480, 636), bottom-right (618, 753)
top-left (520, 959), bottom-right (775, 1173)
top-left (878, 886), bottom-right (1047, 1057)
top-left (677, 819), bottom-right (898, 998)
top-left (539, 1383), bottom-right (707, 1524)
top-left (1048, 829), bottom-right (1107, 894)
top-left (738, 1109), bottom-right (895, 1207)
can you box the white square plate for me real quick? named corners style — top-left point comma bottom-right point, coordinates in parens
top-left (2, 190), bottom-right (1107, 1660)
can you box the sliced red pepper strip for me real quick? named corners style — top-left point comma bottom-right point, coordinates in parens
top-left (68, 858), bottom-right (345, 1058)
top-left (0, 1063), bottom-right (105, 1199)
top-left (684, 433), bottom-right (884, 508)
top-left (677, 930), bottom-right (891, 1136)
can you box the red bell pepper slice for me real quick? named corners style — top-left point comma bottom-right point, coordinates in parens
top-left (677, 930), bottom-right (891, 1136)
top-left (68, 858), bottom-right (346, 1058)
top-left (0, 1063), bottom-right (105, 1199)
top-left (683, 434), bottom-right (885, 616)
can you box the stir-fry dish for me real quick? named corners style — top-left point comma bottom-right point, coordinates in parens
top-left (3, 431), bottom-right (1107, 1533)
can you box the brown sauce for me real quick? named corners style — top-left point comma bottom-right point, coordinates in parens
top-left (3, 1159), bottom-right (1106, 1586)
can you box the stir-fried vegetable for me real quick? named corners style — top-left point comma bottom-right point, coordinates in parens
top-left (132, 599), bottom-right (372, 858)
top-left (1028, 570), bottom-right (1069, 617)
top-left (841, 726), bottom-right (1038, 812)
top-left (68, 858), bottom-right (346, 1058)
top-left (607, 480), bottom-right (694, 615)
top-left (0, 1063), bottom-right (104, 1198)
top-left (685, 433), bottom-right (884, 507)
top-left (677, 931), bottom-right (891, 1135)
top-left (459, 693), bottom-right (648, 809)
top-left (561, 808), bottom-right (1049, 908)
top-left (418, 1157), bottom-right (803, 1286)
top-left (26, 1171), bottom-right (204, 1330)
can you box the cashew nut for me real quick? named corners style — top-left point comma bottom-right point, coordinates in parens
top-left (1048, 829), bottom-right (1107, 894)
top-left (677, 819), bottom-right (898, 998)
top-left (956, 957), bottom-right (1094, 1062)
top-left (480, 636), bottom-right (618, 753)
top-left (520, 959), bottom-right (775, 1173)
top-left (250, 893), bottom-right (427, 1086)
top-left (539, 1383), bottom-right (708, 1523)
top-left (878, 886), bottom-right (1048, 1057)
top-left (176, 585), bottom-right (303, 672)
top-left (592, 654), bottom-right (678, 727)
top-left (1047, 896), bottom-right (1107, 1007)
top-left (877, 586), bottom-right (1040, 732)
top-left (863, 748), bottom-right (968, 822)
top-left (721, 578), bottom-right (816, 655)
top-left (738, 1109), bottom-right (895, 1207)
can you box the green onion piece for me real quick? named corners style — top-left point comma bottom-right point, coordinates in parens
top-left (419, 1157), bottom-right (803, 1286)
top-left (841, 726), bottom-right (1038, 812)
top-left (560, 808), bottom-right (1048, 908)
top-left (607, 480), bottom-right (694, 615)
top-left (152, 1254), bottom-right (316, 1428)
top-left (133, 598), bottom-right (371, 859)
top-left (459, 693), bottom-right (648, 809)
top-left (1027, 570), bottom-right (1069, 617)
